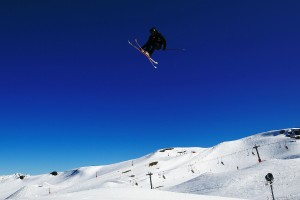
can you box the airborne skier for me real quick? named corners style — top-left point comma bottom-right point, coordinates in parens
top-left (141, 27), bottom-right (167, 56)
top-left (128, 27), bottom-right (167, 68)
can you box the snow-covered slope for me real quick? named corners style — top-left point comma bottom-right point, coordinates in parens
top-left (1, 128), bottom-right (299, 200)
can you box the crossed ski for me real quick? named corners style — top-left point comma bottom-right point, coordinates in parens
top-left (128, 39), bottom-right (158, 68)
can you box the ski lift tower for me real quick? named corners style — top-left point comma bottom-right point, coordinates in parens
top-left (146, 172), bottom-right (153, 189)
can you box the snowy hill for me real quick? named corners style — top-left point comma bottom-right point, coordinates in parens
top-left (1, 128), bottom-right (299, 200)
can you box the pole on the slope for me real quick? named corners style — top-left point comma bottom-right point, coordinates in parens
top-left (146, 172), bottom-right (153, 189)
top-left (253, 144), bottom-right (262, 162)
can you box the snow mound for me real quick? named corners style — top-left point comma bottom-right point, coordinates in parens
top-left (5, 185), bottom-right (48, 199)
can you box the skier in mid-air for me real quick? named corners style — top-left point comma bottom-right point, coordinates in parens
top-left (141, 27), bottom-right (166, 57)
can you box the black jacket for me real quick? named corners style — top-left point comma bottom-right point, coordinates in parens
top-left (142, 32), bottom-right (166, 50)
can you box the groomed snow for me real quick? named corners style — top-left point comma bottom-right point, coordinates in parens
top-left (11, 188), bottom-right (243, 200)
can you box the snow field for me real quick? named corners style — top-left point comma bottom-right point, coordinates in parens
top-left (1, 128), bottom-right (299, 200)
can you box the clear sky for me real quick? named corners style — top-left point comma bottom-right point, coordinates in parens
top-left (1, 0), bottom-right (300, 175)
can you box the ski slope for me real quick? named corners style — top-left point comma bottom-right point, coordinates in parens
top-left (1, 128), bottom-right (299, 200)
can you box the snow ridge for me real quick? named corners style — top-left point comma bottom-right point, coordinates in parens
top-left (1, 128), bottom-right (299, 200)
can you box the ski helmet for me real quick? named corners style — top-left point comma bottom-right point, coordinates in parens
top-left (149, 27), bottom-right (158, 34)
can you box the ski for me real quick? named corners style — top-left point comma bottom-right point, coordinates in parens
top-left (128, 40), bottom-right (158, 68)
top-left (134, 39), bottom-right (158, 64)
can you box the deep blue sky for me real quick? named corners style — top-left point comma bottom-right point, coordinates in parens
top-left (1, 0), bottom-right (300, 175)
